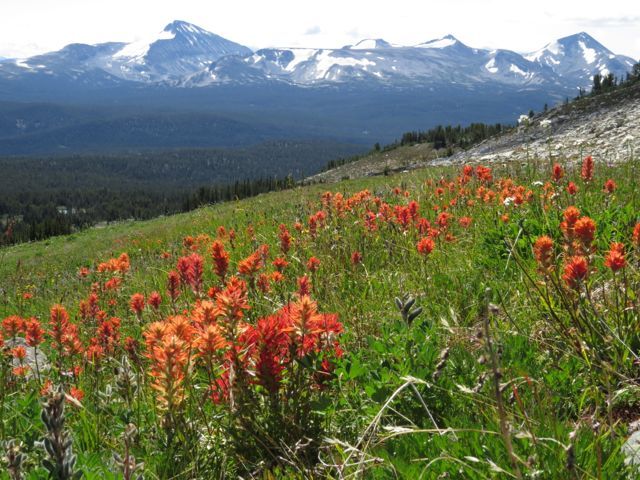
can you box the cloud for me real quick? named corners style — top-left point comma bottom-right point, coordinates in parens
top-left (566, 16), bottom-right (640, 28)
top-left (304, 25), bottom-right (322, 36)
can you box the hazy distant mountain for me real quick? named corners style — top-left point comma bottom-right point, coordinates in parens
top-left (0, 23), bottom-right (636, 155)
top-left (1, 23), bottom-right (634, 91)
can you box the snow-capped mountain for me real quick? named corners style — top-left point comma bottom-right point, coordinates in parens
top-left (525, 32), bottom-right (635, 89)
top-left (0, 21), bottom-right (251, 84)
top-left (0, 22), bottom-right (635, 94)
top-left (181, 30), bottom-right (634, 92)
top-left (186, 34), bottom-right (558, 87)
top-left (103, 20), bottom-right (252, 82)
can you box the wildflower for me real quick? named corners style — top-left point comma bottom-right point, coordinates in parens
top-left (238, 250), bottom-right (264, 279)
top-left (78, 267), bottom-right (90, 278)
top-left (166, 315), bottom-right (195, 344)
top-left (633, 223), bottom-right (640, 248)
top-left (533, 236), bottom-right (555, 273)
top-left (458, 216), bottom-right (472, 228)
top-left (149, 335), bottom-right (189, 411)
top-left (186, 253), bottom-right (204, 295)
top-left (552, 163), bottom-right (564, 182)
top-left (257, 273), bottom-right (271, 293)
top-left (271, 271), bottom-right (285, 283)
top-left (603, 179), bottom-right (616, 194)
top-left (2, 315), bottom-right (25, 338)
top-left (574, 217), bottom-right (596, 250)
top-left (560, 206), bottom-right (581, 240)
top-left (215, 279), bottom-right (250, 327)
top-left (604, 242), bottom-right (626, 272)
top-left (148, 291), bottom-right (162, 310)
top-left (12, 366), bottom-right (30, 377)
top-left (562, 256), bottom-right (589, 289)
top-left (192, 301), bottom-right (218, 326)
top-left (129, 293), bottom-right (145, 317)
top-left (297, 275), bottom-right (311, 296)
top-left (104, 277), bottom-right (122, 291)
top-left (25, 318), bottom-right (45, 347)
top-left (272, 256), bottom-right (289, 272)
top-left (207, 286), bottom-right (222, 299)
top-left (12, 346), bottom-right (27, 361)
top-left (436, 212), bottom-right (451, 229)
top-left (417, 237), bottom-right (435, 256)
top-left (69, 386), bottom-right (84, 402)
top-left (85, 343), bottom-right (104, 364)
top-left (476, 165), bottom-right (493, 183)
top-left (40, 379), bottom-right (53, 396)
top-left (350, 251), bottom-right (362, 265)
top-left (194, 325), bottom-right (226, 359)
top-left (581, 155), bottom-right (594, 182)
top-left (22, 292), bottom-right (33, 300)
top-left (49, 305), bottom-right (71, 353)
top-left (167, 270), bottom-right (181, 302)
top-left (278, 224), bottom-right (292, 254)
top-left (567, 182), bottom-right (578, 195)
top-left (210, 240), bottom-right (229, 282)
top-left (306, 256), bottom-right (321, 272)
top-left (500, 214), bottom-right (510, 223)
top-left (117, 253), bottom-right (130, 273)
top-left (290, 295), bottom-right (320, 341)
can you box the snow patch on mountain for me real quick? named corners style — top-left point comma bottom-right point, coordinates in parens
top-left (416, 36), bottom-right (457, 49)
top-left (284, 49), bottom-right (317, 71)
top-left (509, 64), bottom-right (527, 76)
top-left (579, 41), bottom-right (596, 64)
top-left (314, 52), bottom-right (376, 78)
top-left (114, 30), bottom-right (176, 59)
top-left (350, 39), bottom-right (393, 50)
top-left (485, 58), bottom-right (498, 73)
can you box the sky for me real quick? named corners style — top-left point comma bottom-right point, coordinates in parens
top-left (0, 0), bottom-right (639, 59)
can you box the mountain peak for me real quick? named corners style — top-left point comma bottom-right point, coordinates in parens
top-left (415, 34), bottom-right (462, 49)
top-left (163, 20), bottom-right (207, 35)
top-left (349, 39), bottom-right (393, 50)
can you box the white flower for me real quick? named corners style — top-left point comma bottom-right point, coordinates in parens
top-left (503, 197), bottom-right (515, 206)
top-left (518, 114), bottom-right (530, 126)
top-left (532, 181), bottom-right (544, 187)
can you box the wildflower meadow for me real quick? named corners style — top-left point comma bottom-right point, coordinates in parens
top-left (1, 154), bottom-right (639, 478)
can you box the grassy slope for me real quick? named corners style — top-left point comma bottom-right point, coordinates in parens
top-left (1, 149), bottom-right (640, 478)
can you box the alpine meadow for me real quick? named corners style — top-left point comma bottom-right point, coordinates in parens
top-left (1, 3), bottom-right (640, 479)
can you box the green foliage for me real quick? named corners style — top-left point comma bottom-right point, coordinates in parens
top-left (1, 154), bottom-right (639, 478)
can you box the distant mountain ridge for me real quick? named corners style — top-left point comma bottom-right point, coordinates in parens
top-left (0, 22), bottom-right (636, 156)
top-left (0, 22), bottom-right (634, 91)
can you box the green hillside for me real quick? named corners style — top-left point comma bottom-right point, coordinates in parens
top-left (1, 151), bottom-right (640, 478)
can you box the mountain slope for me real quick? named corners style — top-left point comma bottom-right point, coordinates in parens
top-left (310, 80), bottom-right (640, 182)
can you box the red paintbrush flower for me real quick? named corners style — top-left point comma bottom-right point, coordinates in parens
top-left (581, 155), bottom-right (594, 182)
top-left (604, 242), bottom-right (626, 272)
top-left (533, 236), bottom-right (554, 273)
top-left (417, 237), bottom-right (435, 256)
top-left (562, 256), bottom-right (589, 289)
top-left (552, 163), bottom-right (564, 182)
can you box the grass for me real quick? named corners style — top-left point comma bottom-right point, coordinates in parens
top-left (1, 151), bottom-right (639, 479)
